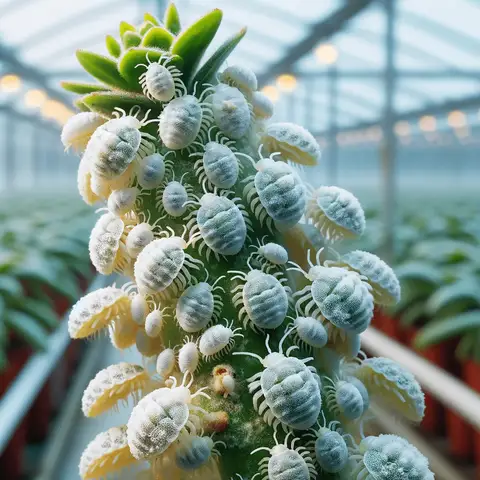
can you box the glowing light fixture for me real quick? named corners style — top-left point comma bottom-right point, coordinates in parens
top-left (315, 44), bottom-right (338, 65)
top-left (276, 74), bottom-right (297, 92)
top-left (394, 121), bottom-right (410, 136)
top-left (0, 74), bottom-right (21, 93)
top-left (419, 115), bottom-right (436, 132)
top-left (447, 110), bottom-right (466, 128)
top-left (24, 89), bottom-right (47, 108)
top-left (261, 85), bottom-right (280, 103)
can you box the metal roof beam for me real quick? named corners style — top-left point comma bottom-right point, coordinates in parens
top-left (0, 103), bottom-right (59, 131)
top-left (296, 69), bottom-right (480, 79)
top-left (256, 0), bottom-right (375, 87)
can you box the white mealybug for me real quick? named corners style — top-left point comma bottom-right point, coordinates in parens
top-left (251, 91), bottom-right (274, 120)
top-left (109, 308), bottom-right (139, 350)
top-left (156, 348), bottom-right (176, 380)
top-left (199, 319), bottom-right (244, 361)
top-left (211, 84), bottom-right (251, 140)
top-left (230, 268), bottom-right (289, 330)
top-left (347, 376), bottom-right (370, 415)
top-left (159, 87), bottom-right (214, 150)
top-left (188, 192), bottom-right (250, 261)
top-left (85, 108), bottom-right (156, 179)
top-left (243, 149), bottom-right (306, 231)
top-left (248, 236), bottom-right (288, 273)
top-left (175, 275), bottom-right (225, 333)
top-left (126, 373), bottom-right (210, 460)
top-left (323, 377), bottom-right (364, 420)
top-left (137, 54), bottom-right (187, 102)
top-left (130, 293), bottom-right (149, 326)
top-left (125, 222), bottom-right (157, 259)
top-left (219, 65), bottom-right (258, 94)
top-left (136, 151), bottom-right (174, 190)
top-left (262, 122), bottom-right (321, 167)
top-left (304, 415), bottom-right (349, 474)
top-left (61, 111), bottom-right (106, 152)
top-left (233, 331), bottom-right (322, 430)
top-left (290, 316), bottom-right (328, 351)
top-left (134, 227), bottom-right (204, 298)
top-left (144, 305), bottom-right (169, 338)
top-left (156, 173), bottom-right (193, 218)
top-left (178, 337), bottom-right (200, 374)
top-left (107, 187), bottom-right (140, 216)
top-left (89, 162), bottom-right (135, 201)
top-left (212, 364), bottom-right (236, 398)
top-left (305, 186), bottom-right (365, 242)
top-left (176, 432), bottom-right (225, 470)
top-left (77, 155), bottom-right (101, 205)
top-left (251, 431), bottom-right (316, 480)
top-left (327, 250), bottom-right (401, 306)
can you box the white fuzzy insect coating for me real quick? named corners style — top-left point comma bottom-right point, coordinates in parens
top-left (127, 387), bottom-right (190, 459)
top-left (359, 434), bottom-right (434, 480)
top-left (126, 223), bottom-right (154, 258)
top-left (143, 63), bottom-right (175, 102)
top-left (306, 186), bottom-right (365, 241)
top-left (86, 116), bottom-right (142, 179)
top-left (219, 65), bottom-right (258, 93)
top-left (130, 293), bottom-right (149, 325)
top-left (294, 316), bottom-right (328, 349)
top-left (77, 155), bottom-right (101, 206)
top-left (254, 159), bottom-right (306, 228)
top-left (176, 435), bottom-right (214, 470)
top-left (68, 287), bottom-right (130, 339)
top-left (176, 283), bottom-right (214, 333)
top-left (268, 446), bottom-right (310, 480)
top-left (251, 91), bottom-right (274, 120)
top-left (314, 429), bottom-right (348, 473)
top-left (136, 153), bottom-right (166, 189)
top-left (259, 242), bottom-right (288, 265)
top-left (199, 324), bottom-right (234, 358)
top-left (156, 348), bottom-right (176, 378)
top-left (212, 84), bottom-right (251, 140)
top-left (202, 142), bottom-right (239, 189)
top-left (107, 187), bottom-right (139, 216)
top-left (310, 266), bottom-right (374, 334)
top-left (79, 425), bottom-right (135, 480)
top-left (178, 341), bottom-right (200, 374)
top-left (197, 194), bottom-right (247, 256)
top-left (82, 363), bottom-right (146, 417)
top-left (134, 238), bottom-right (185, 294)
top-left (348, 376), bottom-right (370, 414)
top-left (262, 122), bottom-right (321, 166)
top-left (145, 310), bottom-right (164, 337)
top-left (162, 181), bottom-right (189, 217)
top-left (61, 112), bottom-right (106, 152)
top-left (335, 380), bottom-right (364, 420)
top-left (159, 95), bottom-right (202, 149)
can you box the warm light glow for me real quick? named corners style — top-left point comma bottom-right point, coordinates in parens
top-left (366, 126), bottom-right (383, 142)
top-left (419, 115), bottom-right (436, 132)
top-left (41, 99), bottom-right (74, 125)
top-left (315, 44), bottom-right (338, 65)
top-left (394, 121), bottom-right (410, 137)
top-left (447, 110), bottom-right (466, 128)
top-left (261, 85), bottom-right (279, 103)
top-left (0, 74), bottom-right (21, 93)
top-left (276, 74), bottom-right (297, 92)
top-left (24, 89), bottom-right (47, 108)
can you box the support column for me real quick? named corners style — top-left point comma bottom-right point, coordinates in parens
top-left (327, 64), bottom-right (338, 185)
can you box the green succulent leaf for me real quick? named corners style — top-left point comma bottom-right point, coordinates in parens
top-left (5, 311), bottom-right (49, 351)
top-left (61, 81), bottom-right (110, 95)
top-left (122, 31), bottom-right (142, 49)
top-left (81, 91), bottom-right (159, 118)
top-left (425, 280), bottom-right (480, 317)
top-left (171, 9), bottom-right (223, 85)
top-left (395, 261), bottom-right (443, 286)
top-left (120, 21), bottom-right (136, 36)
top-left (164, 3), bottom-right (181, 35)
top-left (76, 50), bottom-right (131, 90)
top-left (144, 12), bottom-right (160, 26)
top-left (7, 297), bottom-right (58, 330)
top-left (105, 35), bottom-right (121, 58)
top-left (139, 21), bottom-right (155, 36)
top-left (414, 310), bottom-right (480, 350)
top-left (74, 98), bottom-right (90, 112)
top-left (400, 302), bottom-right (427, 327)
top-left (191, 27), bottom-right (247, 89)
top-left (141, 26), bottom-right (174, 50)
top-left (0, 275), bottom-right (23, 298)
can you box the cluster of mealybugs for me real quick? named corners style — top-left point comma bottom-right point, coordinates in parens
top-left (63, 9), bottom-right (433, 479)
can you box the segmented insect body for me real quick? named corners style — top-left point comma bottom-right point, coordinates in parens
top-left (310, 426), bottom-right (349, 474)
top-left (68, 287), bottom-right (131, 339)
top-left (176, 434), bottom-right (225, 470)
top-left (126, 223), bottom-right (154, 258)
top-left (293, 316), bottom-right (328, 349)
top-left (162, 180), bottom-right (189, 217)
top-left (233, 333), bottom-right (322, 430)
top-left (211, 84), bottom-right (251, 140)
top-left (79, 426), bottom-right (135, 480)
top-left (249, 237), bottom-right (289, 273)
top-left (202, 142), bottom-right (239, 189)
top-left (77, 155), bottom-right (101, 205)
top-left (262, 122), bottom-right (321, 166)
top-left (232, 269), bottom-right (288, 330)
top-left (305, 186), bottom-right (365, 241)
top-left (136, 152), bottom-right (171, 189)
top-left (82, 363), bottom-right (147, 417)
top-left (107, 187), bottom-right (139, 216)
top-left (178, 339), bottom-right (200, 374)
top-left (354, 357), bottom-right (425, 422)
top-left (109, 310), bottom-right (139, 349)
top-left (219, 65), bottom-right (258, 94)
top-left (199, 320), bottom-right (243, 360)
top-left (353, 434), bottom-right (434, 480)
top-left (347, 376), bottom-right (370, 414)
top-left (156, 348), bottom-right (176, 379)
top-left (61, 111), bottom-right (106, 152)
top-left (324, 378), bottom-right (364, 420)
top-left (145, 309), bottom-right (166, 337)
top-left (251, 91), bottom-right (274, 120)
top-left (130, 293), bottom-right (149, 325)
top-left (176, 279), bottom-right (224, 333)
top-left (328, 250), bottom-right (401, 306)
top-left (195, 193), bottom-right (247, 258)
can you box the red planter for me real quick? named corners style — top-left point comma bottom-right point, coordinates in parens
top-left (27, 383), bottom-right (52, 442)
top-left (463, 361), bottom-right (480, 474)
top-left (381, 314), bottom-right (403, 342)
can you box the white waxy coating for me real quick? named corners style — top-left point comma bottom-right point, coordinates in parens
top-left (251, 91), bottom-right (274, 120)
top-left (127, 387), bottom-right (190, 459)
top-left (243, 270), bottom-right (288, 329)
top-left (178, 341), bottom-right (200, 374)
top-left (107, 187), bottom-right (139, 216)
top-left (134, 237), bottom-right (186, 294)
top-left (197, 193), bottom-right (247, 256)
top-left (126, 223), bottom-right (154, 258)
top-left (176, 435), bottom-right (214, 470)
top-left (348, 376), bottom-right (370, 414)
top-left (311, 266), bottom-right (374, 334)
top-left (143, 63), bottom-right (175, 102)
top-left (162, 181), bottom-right (189, 217)
top-left (86, 116), bottom-right (142, 179)
top-left (212, 84), bottom-right (250, 140)
top-left (199, 324), bottom-right (234, 357)
top-left (254, 158), bottom-right (306, 228)
top-left (62, 112), bottom-right (106, 152)
top-left (156, 348), bottom-right (176, 378)
top-left (219, 65), bottom-right (258, 93)
top-left (314, 429), bottom-right (349, 473)
top-left (159, 95), bottom-right (202, 150)
top-left (130, 293), bottom-right (149, 325)
top-left (294, 316), bottom-right (328, 349)
top-left (77, 155), bottom-right (101, 205)
top-left (335, 380), bottom-right (364, 420)
top-left (145, 310), bottom-right (164, 337)
top-left (268, 446), bottom-right (310, 480)
top-left (176, 283), bottom-right (214, 333)
top-left (259, 242), bottom-right (288, 265)
top-left (222, 374), bottom-right (235, 396)
top-left (203, 142), bottom-right (239, 189)
top-left (262, 122), bottom-right (321, 166)
top-left (136, 153), bottom-right (166, 189)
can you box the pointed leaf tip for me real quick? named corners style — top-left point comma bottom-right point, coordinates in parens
top-left (164, 3), bottom-right (181, 35)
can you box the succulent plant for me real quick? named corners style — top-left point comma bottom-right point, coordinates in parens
top-left (61, 4), bottom-right (434, 479)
